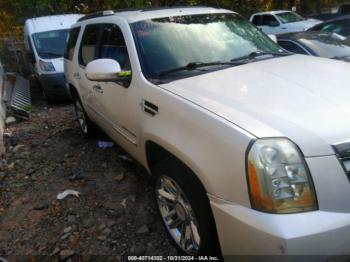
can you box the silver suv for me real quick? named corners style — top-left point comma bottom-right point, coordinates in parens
top-left (65, 7), bottom-right (350, 259)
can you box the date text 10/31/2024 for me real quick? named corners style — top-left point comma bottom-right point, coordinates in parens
top-left (128, 256), bottom-right (220, 261)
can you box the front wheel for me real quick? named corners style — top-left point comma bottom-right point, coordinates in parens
top-left (154, 158), bottom-right (222, 257)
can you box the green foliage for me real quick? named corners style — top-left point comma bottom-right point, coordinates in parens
top-left (0, 0), bottom-right (347, 39)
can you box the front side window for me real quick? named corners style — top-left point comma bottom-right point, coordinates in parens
top-left (32, 29), bottom-right (69, 59)
top-left (276, 12), bottom-right (305, 24)
top-left (64, 27), bottom-right (81, 60)
top-left (132, 13), bottom-right (284, 81)
top-left (262, 15), bottom-right (280, 26)
top-left (79, 24), bottom-right (100, 66)
top-left (97, 24), bottom-right (131, 71)
top-left (252, 15), bottom-right (262, 26)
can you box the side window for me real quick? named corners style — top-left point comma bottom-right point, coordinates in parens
top-left (262, 15), bottom-right (280, 27)
top-left (252, 15), bottom-right (262, 26)
top-left (79, 24), bottom-right (100, 66)
top-left (64, 27), bottom-right (81, 60)
top-left (318, 20), bottom-right (349, 36)
top-left (97, 24), bottom-right (131, 71)
top-left (278, 40), bottom-right (308, 55)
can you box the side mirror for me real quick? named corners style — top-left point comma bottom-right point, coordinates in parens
top-left (268, 34), bottom-right (277, 43)
top-left (26, 51), bottom-right (36, 64)
top-left (86, 59), bottom-right (121, 81)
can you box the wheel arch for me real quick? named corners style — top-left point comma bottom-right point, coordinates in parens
top-left (145, 140), bottom-right (210, 196)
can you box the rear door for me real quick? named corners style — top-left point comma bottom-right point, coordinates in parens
top-left (64, 26), bottom-right (81, 94)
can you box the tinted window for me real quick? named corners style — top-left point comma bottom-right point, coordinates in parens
top-left (262, 15), bottom-right (279, 26)
top-left (252, 15), bottom-right (262, 26)
top-left (79, 24), bottom-right (100, 66)
top-left (32, 29), bottom-right (69, 59)
top-left (313, 19), bottom-right (350, 36)
top-left (97, 24), bottom-right (130, 70)
top-left (278, 40), bottom-right (308, 55)
top-left (64, 27), bottom-right (81, 60)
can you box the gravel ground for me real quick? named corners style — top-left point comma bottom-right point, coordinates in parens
top-left (0, 90), bottom-right (178, 261)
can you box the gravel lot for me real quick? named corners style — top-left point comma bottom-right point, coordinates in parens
top-left (0, 89), bottom-right (178, 261)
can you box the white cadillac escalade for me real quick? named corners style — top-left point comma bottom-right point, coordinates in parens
top-left (64, 6), bottom-right (350, 260)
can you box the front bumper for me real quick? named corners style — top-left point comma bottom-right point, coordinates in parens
top-left (210, 196), bottom-right (350, 260)
top-left (37, 73), bottom-right (70, 100)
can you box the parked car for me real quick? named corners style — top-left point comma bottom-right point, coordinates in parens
top-left (65, 7), bottom-right (350, 259)
top-left (310, 4), bottom-right (350, 21)
top-left (308, 15), bottom-right (350, 38)
top-left (250, 10), bottom-right (321, 35)
top-left (277, 31), bottom-right (350, 61)
top-left (24, 14), bottom-right (82, 102)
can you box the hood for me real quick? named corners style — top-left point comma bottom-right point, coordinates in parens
top-left (301, 18), bottom-right (322, 30)
top-left (290, 19), bottom-right (322, 30)
top-left (160, 55), bottom-right (350, 157)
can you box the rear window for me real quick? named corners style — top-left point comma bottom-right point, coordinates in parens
top-left (64, 27), bottom-right (81, 60)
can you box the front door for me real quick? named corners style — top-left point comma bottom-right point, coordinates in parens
top-left (90, 22), bottom-right (141, 153)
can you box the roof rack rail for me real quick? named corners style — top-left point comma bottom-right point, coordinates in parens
top-left (77, 6), bottom-right (217, 22)
top-left (77, 10), bottom-right (115, 22)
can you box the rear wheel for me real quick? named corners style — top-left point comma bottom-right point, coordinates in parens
top-left (72, 92), bottom-right (97, 137)
top-left (154, 158), bottom-right (222, 257)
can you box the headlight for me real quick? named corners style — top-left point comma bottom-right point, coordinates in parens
top-left (39, 60), bottom-right (55, 72)
top-left (246, 138), bottom-right (317, 214)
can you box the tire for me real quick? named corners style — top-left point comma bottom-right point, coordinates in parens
top-left (153, 157), bottom-right (222, 258)
top-left (72, 91), bottom-right (97, 138)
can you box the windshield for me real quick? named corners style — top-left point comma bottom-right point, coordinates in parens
top-left (131, 13), bottom-right (284, 81)
top-left (32, 29), bottom-right (69, 59)
top-left (300, 35), bottom-right (350, 58)
top-left (276, 12), bottom-right (305, 24)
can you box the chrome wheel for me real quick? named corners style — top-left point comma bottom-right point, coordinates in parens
top-left (75, 100), bottom-right (87, 134)
top-left (156, 175), bottom-right (201, 255)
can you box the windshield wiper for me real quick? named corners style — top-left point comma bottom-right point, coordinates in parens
top-left (158, 61), bottom-right (245, 77)
top-left (231, 51), bottom-right (291, 63)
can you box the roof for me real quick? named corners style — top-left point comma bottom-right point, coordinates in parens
top-left (25, 14), bottom-right (83, 34)
top-left (76, 7), bottom-right (234, 24)
top-left (251, 10), bottom-right (293, 16)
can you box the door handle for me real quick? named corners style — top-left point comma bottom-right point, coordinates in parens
top-left (93, 84), bottom-right (103, 93)
top-left (73, 72), bottom-right (81, 79)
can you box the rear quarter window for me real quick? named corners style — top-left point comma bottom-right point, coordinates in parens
top-left (64, 27), bottom-right (81, 60)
